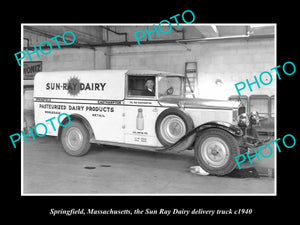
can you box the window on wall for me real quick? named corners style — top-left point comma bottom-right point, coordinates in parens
top-left (249, 95), bottom-right (269, 118)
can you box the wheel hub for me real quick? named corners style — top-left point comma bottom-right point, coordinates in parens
top-left (160, 115), bottom-right (186, 143)
top-left (211, 145), bottom-right (220, 155)
top-left (201, 137), bottom-right (230, 168)
top-left (66, 127), bottom-right (83, 151)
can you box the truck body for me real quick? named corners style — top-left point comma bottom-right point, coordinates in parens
top-left (34, 69), bottom-right (256, 175)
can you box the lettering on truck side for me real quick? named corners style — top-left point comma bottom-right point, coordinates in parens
top-left (46, 82), bottom-right (107, 91)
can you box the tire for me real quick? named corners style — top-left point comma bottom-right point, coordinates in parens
top-left (155, 108), bottom-right (195, 150)
top-left (60, 120), bottom-right (91, 156)
top-left (194, 128), bottom-right (240, 175)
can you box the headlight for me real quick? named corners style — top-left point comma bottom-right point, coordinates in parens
top-left (238, 113), bottom-right (249, 127)
top-left (249, 111), bottom-right (260, 126)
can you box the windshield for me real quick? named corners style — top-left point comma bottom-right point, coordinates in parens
top-left (158, 76), bottom-right (183, 98)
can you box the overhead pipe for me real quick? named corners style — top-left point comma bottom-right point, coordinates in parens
top-left (172, 27), bottom-right (185, 39)
top-left (23, 27), bottom-right (80, 47)
top-left (100, 26), bottom-right (128, 43)
top-left (91, 33), bottom-right (274, 46)
top-left (176, 34), bottom-right (274, 43)
top-left (25, 33), bottom-right (274, 50)
top-left (25, 38), bottom-right (182, 50)
top-left (92, 33), bottom-right (274, 47)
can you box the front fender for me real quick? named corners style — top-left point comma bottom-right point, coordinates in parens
top-left (164, 121), bottom-right (242, 152)
top-left (194, 121), bottom-right (243, 137)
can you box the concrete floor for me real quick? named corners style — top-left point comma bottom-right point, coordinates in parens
top-left (23, 136), bottom-right (275, 195)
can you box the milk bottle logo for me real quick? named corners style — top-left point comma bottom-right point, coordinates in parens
top-left (136, 108), bottom-right (144, 130)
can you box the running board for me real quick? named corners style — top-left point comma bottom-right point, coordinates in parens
top-left (89, 139), bottom-right (165, 152)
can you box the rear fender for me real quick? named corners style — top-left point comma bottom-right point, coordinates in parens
top-left (57, 113), bottom-right (95, 141)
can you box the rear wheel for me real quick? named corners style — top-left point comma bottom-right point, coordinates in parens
top-left (155, 108), bottom-right (195, 150)
top-left (61, 120), bottom-right (91, 156)
top-left (194, 128), bottom-right (239, 175)
top-left (160, 115), bottom-right (187, 144)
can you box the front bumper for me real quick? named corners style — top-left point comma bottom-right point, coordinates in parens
top-left (239, 135), bottom-right (271, 155)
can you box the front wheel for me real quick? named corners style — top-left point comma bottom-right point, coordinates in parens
top-left (61, 120), bottom-right (91, 156)
top-left (194, 128), bottom-right (240, 175)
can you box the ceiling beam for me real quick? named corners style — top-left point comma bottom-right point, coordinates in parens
top-left (194, 25), bottom-right (219, 38)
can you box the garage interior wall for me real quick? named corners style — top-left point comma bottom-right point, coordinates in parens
top-left (108, 38), bottom-right (275, 99)
top-left (23, 37), bottom-right (275, 100)
top-left (22, 25), bottom-right (275, 132)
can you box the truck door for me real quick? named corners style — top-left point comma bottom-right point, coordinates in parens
top-left (123, 75), bottom-right (159, 147)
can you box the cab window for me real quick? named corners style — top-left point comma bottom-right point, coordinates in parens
top-left (127, 76), bottom-right (156, 97)
top-left (158, 76), bottom-right (183, 97)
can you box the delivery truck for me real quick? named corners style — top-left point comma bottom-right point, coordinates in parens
top-left (34, 69), bottom-right (260, 175)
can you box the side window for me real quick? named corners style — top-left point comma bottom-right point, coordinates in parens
top-left (127, 76), bottom-right (156, 97)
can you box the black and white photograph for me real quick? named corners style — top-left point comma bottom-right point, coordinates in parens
top-left (20, 23), bottom-right (276, 195)
top-left (5, 5), bottom-right (298, 221)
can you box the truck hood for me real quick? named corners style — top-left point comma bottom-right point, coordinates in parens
top-left (158, 97), bottom-right (240, 110)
